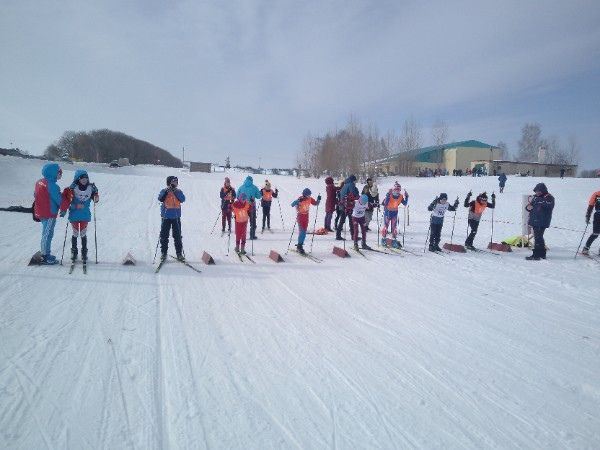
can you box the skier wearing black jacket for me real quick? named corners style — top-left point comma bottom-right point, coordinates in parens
top-left (525, 183), bottom-right (555, 260)
top-left (463, 191), bottom-right (495, 250)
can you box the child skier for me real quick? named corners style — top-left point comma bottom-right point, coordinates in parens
top-left (352, 194), bottom-right (372, 250)
top-left (158, 176), bottom-right (186, 261)
top-left (260, 180), bottom-right (278, 231)
top-left (237, 176), bottom-right (261, 240)
top-left (232, 193), bottom-right (251, 254)
top-left (581, 190), bottom-right (600, 255)
top-left (33, 163), bottom-right (65, 264)
top-left (220, 177), bottom-right (236, 233)
top-left (61, 169), bottom-right (99, 262)
top-left (463, 191), bottom-right (495, 250)
top-left (291, 188), bottom-right (321, 254)
top-left (427, 193), bottom-right (459, 252)
top-left (381, 182), bottom-right (408, 248)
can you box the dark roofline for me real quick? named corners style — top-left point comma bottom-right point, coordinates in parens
top-left (487, 160), bottom-right (577, 167)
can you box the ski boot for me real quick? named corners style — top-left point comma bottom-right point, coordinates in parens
top-left (40, 254), bottom-right (58, 265)
top-left (428, 245), bottom-right (436, 252)
top-left (176, 252), bottom-right (185, 262)
top-left (465, 244), bottom-right (476, 251)
top-left (434, 245), bottom-right (443, 252)
top-left (81, 236), bottom-right (88, 262)
top-left (381, 239), bottom-right (388, 248)
top-left (71, 236), bottom-right (78, 261)
top-left (240, 245), bottom-right (247, 255)
top-left (392, 240), bottom-right (401, 249)
top-left (581, 247), bottom-right (589, 256)
top-left (361, 242), bottom-right (372, 250)
top-left (160, 253), bottom-right (167, 262)
top-left (353, 242), bottom-right (360, 251)
top-left (296, 244), bottom-right (306, 254)
top-left (234, 245), bottom-right (240, 253)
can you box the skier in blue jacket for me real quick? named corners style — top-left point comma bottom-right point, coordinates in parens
top-left (61, 169), bottom-right (99, 262)
top-left (158, 176), bottom-right (186, 261)
top-left (237, 176), bottom-right (261, 240)
top-left (33, 163), bottom-right (65, 264)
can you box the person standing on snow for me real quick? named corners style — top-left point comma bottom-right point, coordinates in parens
top-left (61, 170), bottom-right (99, 262)
top-left (220, 177), bottom-right (236, 234)
top-left (232, 193), bottom-right (251, 254)
top-left (352, 194), bottom-right (372, 250)
top-left (324, 176), bottom-right (341, 232)
top-left (333, 179), bottom-right (345, 231)
top-left (525, 183), bottom-right (554, 260)
top-left (498, 172), bottom-right (507, 193)
top-left (260, 180), bottom-right (278, 232)
top-left (361, 178), bottom-right (380, 231)
top-left (291, 188), bottom-right (321, 254)
top-left (237, 176), bottom-right (261, 240)
top-left (33, 163), bottom-right (66, 264)
top-left (158, 176), bottom-right (186, 261)
top-left (381, 182), bottom-right (408, 248)
top-left (463, 191), bottom-right (495, 250)
top-left (581, 190), bottom-right (600, 255)
top-left (336, 175), bottom-right (359, 240)
top-left (427, 193), bottom-right (459, 252)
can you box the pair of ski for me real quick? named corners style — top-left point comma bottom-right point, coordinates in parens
top-left (68, 259), bottom-right (88, 274)
top-left (155, 255), bottom-right (202, 274)
top-left (580, 252), bottom-right (600, 264)
top-left (235, 251), bottom-right (256, 264)
top-left (289, 249), bottom-right (322, 263)
top-left (352, 246), bottom-right (393, 258)
top-left (466, 247), bottom-right (500, 256)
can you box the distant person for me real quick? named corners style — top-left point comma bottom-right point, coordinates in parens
top-left (498, 172), bottom-right (507, 193)
top-left (237, 176), bottom-right (261, 240)
top-left (581, 190), bottom-right (600, 256)
top-left (61, 169), bottom-right (99, 262)
top-left (560, 168), bottom-right (566, 178)
top-left (158, 176), bottom-right (186, 261)
top-left (361, 178), bottom-right (379, 231)
top-left (260, 180), bottom-right (278, 232)
top-left (220, 177), bottom-right (236, 234)
top-left (525, 183), bottom-right (555, 260)
top-left (33, 163), bottom-right (65, 264)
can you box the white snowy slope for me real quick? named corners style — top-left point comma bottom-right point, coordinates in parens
top-left (0, 155), bottom-right (599, 449)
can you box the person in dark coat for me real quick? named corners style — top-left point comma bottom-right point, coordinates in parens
top-left (525, 183), bottom-right (555, 260)
top-left (336, 175), bottom-right (359, 240)
top-left (498, 172), bottom-right (507, 193)
top-left (324, 177), bottom-right (341, 232)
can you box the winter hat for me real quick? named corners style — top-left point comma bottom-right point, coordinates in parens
top-left (166, 176), bottom-right (178, 186)
top-left (348, 174), bottom-right (357, 183)
top-left (360, 194), bottom-right (369, 204)
top-left (478, 192), bottom-right (488, 201)
top-left (325, 176), bottom-right (334, 185)
top-left (302, 188), bottom-right (312, 197)
top-left (265, 180), bottom-right (271, 189)
top-left (224, 177), bottom-right (231, 184)
top-left (439, 192), bottom-right (448, 200)
top-left (366, 178), bottom-right (373, 183)
top-left (533, 183), bottom-right (548, 194)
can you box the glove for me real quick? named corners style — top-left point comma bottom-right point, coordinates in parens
top-left (454, 199), bottom-right (459, 208)
top-left (93, 194), bottom-right (99, 203)
top-left (317, 195), bottom-right (322, 202)
top-left (491, 193), bottom-right (496, 200)
top-left (467, 191), bottom-right (472, 197)
top-left (59, 210), bottom-right (66, 217)
top-left (586, 215), bottom-right (591, 224)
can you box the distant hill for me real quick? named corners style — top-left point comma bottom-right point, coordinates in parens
top-left (44, 129), bottom-right (182, 167)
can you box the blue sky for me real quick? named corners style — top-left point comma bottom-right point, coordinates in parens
top-left (1, 0), bottom-right (600, 169)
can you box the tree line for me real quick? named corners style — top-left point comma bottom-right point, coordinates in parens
top-left (44, 129), bottom-right (182, 167)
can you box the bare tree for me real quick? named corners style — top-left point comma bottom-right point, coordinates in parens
top-left (431, 118), bottom-right (449, 146)
top-left (496, 141), bottom-right (509, 160)
top-left (566, 134), bottom-right (580, 165)
top-left (400, 116), bottom-right (422, 152)
top-left (518, 123), bottom-right (542, 162)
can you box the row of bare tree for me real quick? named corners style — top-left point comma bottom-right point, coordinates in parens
top-left (44, 129), bottom-right (182, 167)
top-left (517, 123), bottom-right (579, 165)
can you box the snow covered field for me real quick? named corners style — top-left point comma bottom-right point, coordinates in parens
top-left (1, 155), bottom-right (599, 449)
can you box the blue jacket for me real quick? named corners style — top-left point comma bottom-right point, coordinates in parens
top-left (498, 173), bottom-right (507, 186)
top-left (67, 169), bottom-right (98, 222)
top-left (528, 192), bottom-right (554, 228)
top-left (237, 176), bottom-right (261, 202)
top-left (39, 163), bottom-right (63, 216)
top-left (158, 188), bottom-right (186, 219)
top-left (339, 176), bottom-right (359, 200)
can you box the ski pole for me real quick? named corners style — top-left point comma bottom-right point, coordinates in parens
top-left (285, 220), bottom-right (297, 255)
top-left (60, 220), bottom-right (69, 265)
top-left (251, 218), bottom-right (254, 256)
top-left (310, 193), bottom-right (320, 253)
top-left (178, 217), bottom-right (185, 259)
top-left (343, 213), bottom-right (347, 251)
top-left (574, 222), bottom-right (590, 259)
top-left (227, 228), bottom-right (232, 256)
top-left (153, 218), bottom-right (163, 264)
top-left (93, 201), bottom-right (98, 264)
top-left (210, 209), bottom-right (222, 235)
top-left (449, 209), bottom-right (457, 245)
top-left (276, 195), bottom-right (285, 231)
top-left (407, 205), bottom-right (410, 226)
top-left (402, 206), bottom-right (407, 247)
top-left (489, 199), bottom-right (495, 248)
top-left (424, 216), bottom-right (432, 253)
top-left (376, 205), bottom-right (380, 247)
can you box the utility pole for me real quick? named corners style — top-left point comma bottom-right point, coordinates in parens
top-left (182, 146), bottom-right (185, 165)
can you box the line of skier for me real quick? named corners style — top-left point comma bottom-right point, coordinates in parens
top-left (32, 163), bottom-right (599, 265)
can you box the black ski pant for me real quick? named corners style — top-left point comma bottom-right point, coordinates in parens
top-left (336, 210), bottom-right (353, 238)
top-left (324, 211), bottom-right (333, 230)
top-left (262, 202), bottom-right (272, 229)
top-left (465, 219), bottom-right (480, 246)
top-left (532, 226), bottom-right (546, 258)
top-left (430, 222), bottom-right (443, 248)
top-left (584, 212), bottom-right (600, 249)
top-left (160, 218), bottom-right (182, 255)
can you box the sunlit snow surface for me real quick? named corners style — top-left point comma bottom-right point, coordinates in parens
top-left (1, 156), bottom-right (599, 449)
